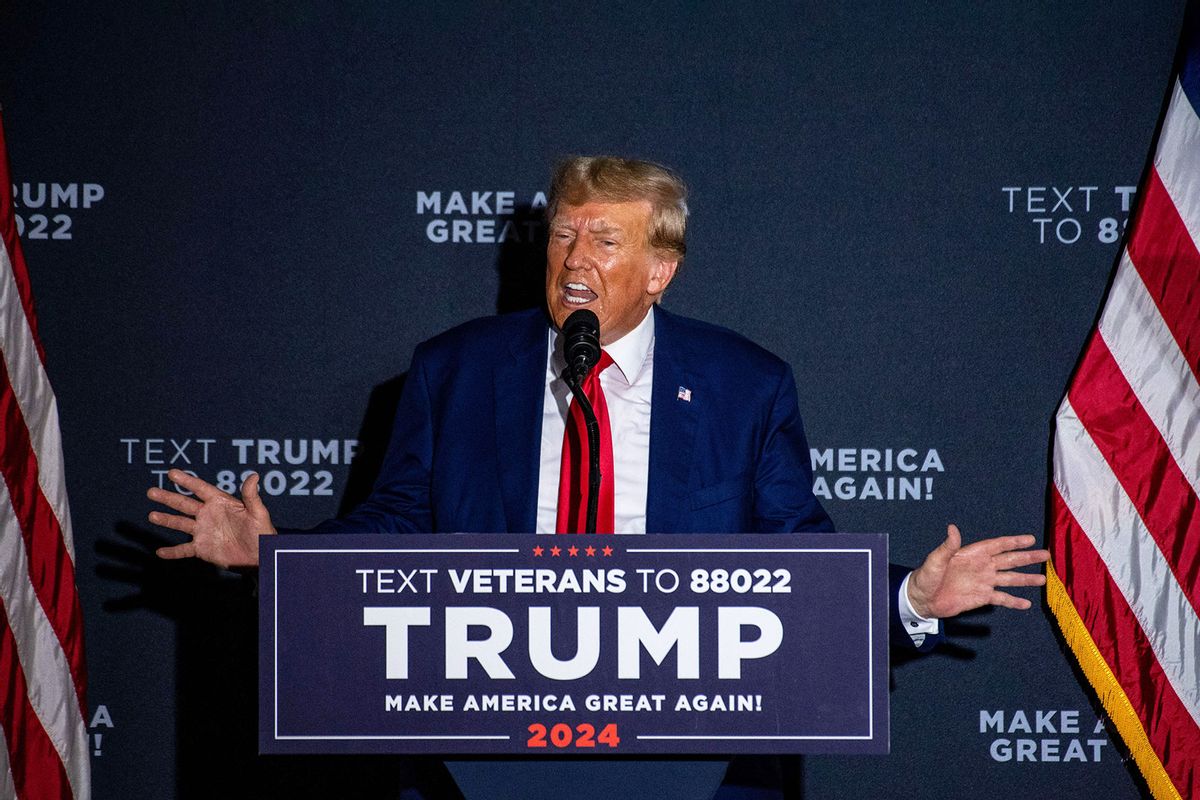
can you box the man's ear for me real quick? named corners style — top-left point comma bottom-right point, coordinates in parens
top-left (647, 256), bottom-right (680, 297)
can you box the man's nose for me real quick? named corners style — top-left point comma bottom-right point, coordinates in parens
top-left (564, 240), bottom-right (591, 270)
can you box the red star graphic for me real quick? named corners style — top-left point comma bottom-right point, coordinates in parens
top-left (532, 546), bottom-right (544, 557)
top-left (567, 546), bottom-right (579, 557)
top-left (602, 545), bottom-right (613, 557)
top-left (550, 546), bottom-right (562, 557)
top-left (585, 546), bottom-right (596, 557)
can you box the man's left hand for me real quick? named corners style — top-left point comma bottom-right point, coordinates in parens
top-left (906, 524), bottom-right (1050, 619)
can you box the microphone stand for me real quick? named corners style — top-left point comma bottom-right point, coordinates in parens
top-left (563, 369), bottom-right (602, 534)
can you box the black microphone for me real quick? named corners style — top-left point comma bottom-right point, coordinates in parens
top-left (562, 309), bottom-right (601, 385)
top-left (560, 309), bottom-right (602, 533)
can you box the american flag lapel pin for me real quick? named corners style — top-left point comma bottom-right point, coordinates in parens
top-left (677, 385), bottom-right (692, 402)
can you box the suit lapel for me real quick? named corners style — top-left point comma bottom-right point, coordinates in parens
top-left (646, 306), bottom-right (699, 533)
top-left (493, 310), bottom-right (548, 532)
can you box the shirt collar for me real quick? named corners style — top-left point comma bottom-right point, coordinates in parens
top-left (602, 306), bottom-right (655, 384)
top-left (547, 306), bottom-right (656, 385)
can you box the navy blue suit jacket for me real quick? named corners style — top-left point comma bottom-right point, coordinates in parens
top-left (306, 305), bottom-right (932, 650)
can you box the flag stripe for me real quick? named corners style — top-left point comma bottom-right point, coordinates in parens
top-left (1053, 397), bottom-right (1200, 727)
top-left (1069, 330), bottom-right (1200, 616)
top-left (0, 121), bottom-right (45, 366)
top-left (0, 354), bottom-right (87, 713)
top-left (1050, 492), bottom-right (1199, 796)
top-left (1126, 170), bottom-right (1200, 386)
top-left (0, 480), bottom-right (89, 799)
top-left (0, 241), bottom-right (75, 558)
top-left (0, 599), bottom-right (74, 800)
top-left (1154, 80), bottom-right (1200, 262)
top-left (1097, 256), bottom-right (1200, 501)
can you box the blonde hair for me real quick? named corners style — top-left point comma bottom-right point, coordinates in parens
top-left (547, 156), bottom-right (688, 260)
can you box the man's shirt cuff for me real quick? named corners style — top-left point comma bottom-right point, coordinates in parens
top-left (898, 572), bottom-right (940, 647)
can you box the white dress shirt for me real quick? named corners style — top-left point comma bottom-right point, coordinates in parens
top-left (536, 307), bottom-right (656, 535)
top-left (533, 307), bottom-right (937, 640)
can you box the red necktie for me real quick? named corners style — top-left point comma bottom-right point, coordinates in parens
top-left (556, 351), bottom-right (615, 533)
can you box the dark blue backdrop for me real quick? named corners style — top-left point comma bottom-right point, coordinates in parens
top-left (0, 2), bottom-right (1186, 797)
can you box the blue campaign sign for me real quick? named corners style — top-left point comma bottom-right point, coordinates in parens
top-left (259, 533), bottom-right (889, 755)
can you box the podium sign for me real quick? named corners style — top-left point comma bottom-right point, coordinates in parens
top-left (260, 533), bottom-right (889, 755)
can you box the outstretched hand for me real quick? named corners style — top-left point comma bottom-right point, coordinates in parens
top-left (906, 524), bottom-right (1049, 619)
top-left (147, 469), bottom-right (277, 568)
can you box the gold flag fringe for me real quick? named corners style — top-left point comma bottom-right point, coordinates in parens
top-left (1046, 562), bottom-right (1182, 800)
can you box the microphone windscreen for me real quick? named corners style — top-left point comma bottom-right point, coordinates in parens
top-left (563, 309), bottom-right (601, 381)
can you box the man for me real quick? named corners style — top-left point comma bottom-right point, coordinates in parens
top-left (148, 155), bottom-right (1046, 621)
top-left (147, 155), bottom-right (1048, 794)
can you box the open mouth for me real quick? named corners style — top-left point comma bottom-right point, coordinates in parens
top-left (562, 282), bottom-right (598, 305)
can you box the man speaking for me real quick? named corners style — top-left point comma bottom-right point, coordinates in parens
top-left (146, 155), bottom-right (1049, 792)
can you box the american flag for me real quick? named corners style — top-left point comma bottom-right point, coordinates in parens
top-left (0, 111), bottom-right (91, 798)
top-left (1048, 10), bottom-right (1200, 800)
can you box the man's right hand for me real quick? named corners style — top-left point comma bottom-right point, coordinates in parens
top-left (147, 469), bottom-right (277, 568)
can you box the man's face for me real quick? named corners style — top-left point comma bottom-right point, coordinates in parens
top-left (545, 199), bottom-right (678, 345)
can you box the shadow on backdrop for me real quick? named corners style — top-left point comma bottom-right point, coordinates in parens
top-left (493, 202), bottom-right (548, 316)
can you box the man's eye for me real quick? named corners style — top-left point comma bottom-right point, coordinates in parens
top-left (601, 240), bottom-right (617, 247)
